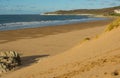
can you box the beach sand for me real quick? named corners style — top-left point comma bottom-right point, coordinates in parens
top-left (0, 19), bottom-right (112, 56)
top-left (0, 19), bottom-right (117, 78)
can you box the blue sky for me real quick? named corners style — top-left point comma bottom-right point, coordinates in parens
top-left (0, 0), bottom-right (120, 14)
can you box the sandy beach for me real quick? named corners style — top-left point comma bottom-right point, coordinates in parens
top-left (0, 19), bottom-right (112, 56)
top-left (0, 0), bottom-right (120, 77)
top-left (1, 0), bottom-right (120, 77)
top-left (1, 19), bottom-right (118, 78)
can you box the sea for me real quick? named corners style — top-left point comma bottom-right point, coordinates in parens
top-left (0, 14), bottom-right (108, 31)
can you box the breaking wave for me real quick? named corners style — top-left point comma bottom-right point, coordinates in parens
top-left (0, 17), bottom-right (107, 31)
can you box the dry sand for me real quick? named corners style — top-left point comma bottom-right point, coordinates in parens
top-left (0, 19), bottom-right (118, 78)
top-left (0, 20), bottom-right (112, 56)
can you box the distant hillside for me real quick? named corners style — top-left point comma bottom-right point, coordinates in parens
top-left (45, 6), bottom-right (120, 16)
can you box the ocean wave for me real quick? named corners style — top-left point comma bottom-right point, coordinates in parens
top-left (0, 17), bottom-right (107, 31)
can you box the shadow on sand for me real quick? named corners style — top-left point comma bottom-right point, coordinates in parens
top-left (19, 55), bottom-right (49, 68)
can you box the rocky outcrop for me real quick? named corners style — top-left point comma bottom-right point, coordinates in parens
top-left (0, 51), bottom-right (21, 74)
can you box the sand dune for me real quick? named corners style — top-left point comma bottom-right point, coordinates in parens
top-left (1, 19), bottom-right (120, 78)
top-left (2, 19), bottom-right (120, 78)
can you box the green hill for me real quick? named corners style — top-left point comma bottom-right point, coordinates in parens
top-left (45, 6), bottom-right (120, 16)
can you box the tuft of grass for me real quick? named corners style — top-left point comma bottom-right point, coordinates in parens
top-left (80, 37), bottom-right (91, 44)
top-left (105, 18), bottom-right (120, 32)
top-left (83, 37), bottom-right (91, 41)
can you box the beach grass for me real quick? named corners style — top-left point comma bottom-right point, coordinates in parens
top-left (105, 18), bottom-right (120, 32)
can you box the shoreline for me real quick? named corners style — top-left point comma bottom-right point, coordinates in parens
top-left (41, 13), bottom-right (94, 16)
top-left (0, 18), bottom-right (115, 77)
top-left (0, 15), bottom-right (110, 31)
top-left (0, 19), bottom-right (114, 57)
top-left (0, 18), bottom-right (113, 32)
top-left (1, 18), bottom-right (119, 78)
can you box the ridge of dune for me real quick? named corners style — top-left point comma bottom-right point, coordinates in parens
top-left (2, 20), bottom-right (120, 78)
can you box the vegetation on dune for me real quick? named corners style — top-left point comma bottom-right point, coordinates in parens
top-left (80, 37), bottom-right (91, 44)
top-left (110, 13), bottom-right (120, 16)
top-left (105, 18), bottom-right (120, 32)
top-left (84, 37), bottom-right (91, 41)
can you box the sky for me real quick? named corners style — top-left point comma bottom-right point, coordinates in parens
top-left (0, 0), bottom-right (120, 14)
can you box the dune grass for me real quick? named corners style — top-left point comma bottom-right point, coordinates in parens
top-left (105, 18), bottom-right (120, 32)
top-left (80, 37), bottom-right (91, 44)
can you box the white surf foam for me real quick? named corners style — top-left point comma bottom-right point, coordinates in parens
top-left (0, 17), bottom-right (107, 31)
